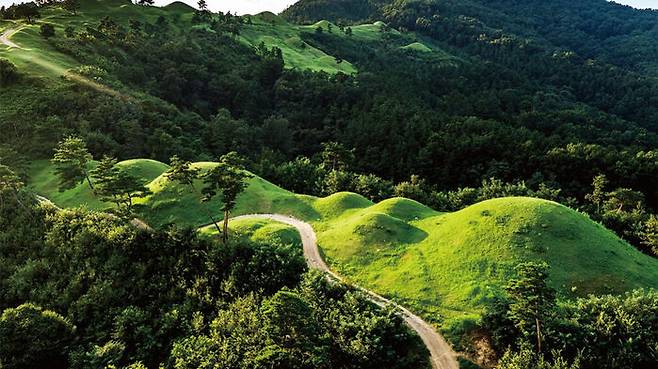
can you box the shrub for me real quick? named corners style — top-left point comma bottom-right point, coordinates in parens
top-left (0, 58), bottom-right (18, 86)
top-left (0, 303), bottom-right (74, 369)
top-left (40, 23), bottom-right (55, 38)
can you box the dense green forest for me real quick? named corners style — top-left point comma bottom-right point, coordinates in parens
top-left (1, 0), bottom-right (658, 368)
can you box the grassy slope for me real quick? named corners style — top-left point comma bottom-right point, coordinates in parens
top-left (200, 217), bottom-right (302, 247)
top-left (0, 0), bottom-right (192, 79)
top-left (28, 158), bottom-right (169, 209)
top-left (316, 196), bottom-right (658, 328)
top-left (137, 161), bottom-right (319, 226)
top-left (1, 0), bottom-right (456, 80)
top-left (29, 159), bottom-right (658, 332)
top-left (240, 13), bottom-right (357, 74)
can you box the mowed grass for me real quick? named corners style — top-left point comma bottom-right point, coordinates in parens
top-left (137, 161), bottom-right (319, 227)
top-left (28, 159), bottom-right (658, 334)
top-left (200, 217), bottom-right (302, 247)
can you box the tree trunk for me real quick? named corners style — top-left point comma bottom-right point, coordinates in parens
top-left (190, 182), bottom-right (222, 236)
top-left (84, 171), bottom-right (94, 190)
top-left (535, 317), bottom-right (542, 354)
top-left (223, 210), bottom-right (229, 244)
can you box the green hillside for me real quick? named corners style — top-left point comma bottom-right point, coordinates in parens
top-left (0, 0), bottom-right (193, 79)
top-left (315, 196), bottom-right (658, 328)
top-left (28, 159), bottom-right (658, 333)
top-left (28, 158), bottom-right (168, 209)
top-left (239, 14), bottom-right (357, 74)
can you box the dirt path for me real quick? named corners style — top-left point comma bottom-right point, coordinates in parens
top-left (233, 214), bottom-right (460, 369)
top-left (0, 27), bottom-right (23, 49)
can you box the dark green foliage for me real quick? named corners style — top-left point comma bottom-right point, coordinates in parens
top-left (555, 290), bottom-right (658, 369)
top-left (497, 345), bottom-right (580, 369)
top-left (40, 23), bottom-right (56, 38)
top-left (505, 262), bottom-right (555, 354)
top-left (2, 2), bottom-right (40, 22)
top-left (0, 200), bottom-right (345, 368)
top-left (0, 303), bottom-right (74, 369)
top-left (62, 0), bottom-right (80, 15)
top-left (282, 0), bottom-right (379, 24)
top-left (485, 272), bottom-right (658, 369)
top-left (170, 272), bottom-right (429, 369)
top-left (0, 59), bottom-right (18, 86)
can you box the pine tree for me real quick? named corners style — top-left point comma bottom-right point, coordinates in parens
top-left (202, 152), bottom-right (252, 243)
top-left (90, 155), bottom-right (122, 208)
top-left (51, 135), bottom-right (94, 191)
top-left (505, 262), bottom-right (555, 354)
top-left (166, 155), bottom-right (222, 234)
top-left (585, 174), bottom-right (608, 213)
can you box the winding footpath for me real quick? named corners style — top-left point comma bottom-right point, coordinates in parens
top-left (0, 27), bottom-right (23, 49)
top-left (233, 214), bottom-right (460, 369)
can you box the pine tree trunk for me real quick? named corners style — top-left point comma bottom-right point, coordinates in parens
top-left (84, 171), bottom-right (94, 190)
top-left (536, 317), bottom-right (542, 354)
top-left (223, 210), bottom-right (229, 244)
top-left (190, 182), bottom-right (222, 236)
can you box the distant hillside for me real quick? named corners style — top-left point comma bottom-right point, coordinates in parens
top-left (283, 0), bottom-right (658, 75)
top-left (282, 0), bottom-right (381, 24)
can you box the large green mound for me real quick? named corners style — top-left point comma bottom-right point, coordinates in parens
top-left (28, 160), bottom-right (658, 332)
top-left (140, 161), bottom-right (318, 226)
top-left (315, 196), bottom-right (658, 327)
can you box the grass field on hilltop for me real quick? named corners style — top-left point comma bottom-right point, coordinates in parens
top-left (28, 159), bottom-right (658, 337)
top-left (137, 161), bottom-right (320, 227)
top-left (28, 158), bottom-right (169, 210)
top-left (314, 196), bottom-right (658, 330)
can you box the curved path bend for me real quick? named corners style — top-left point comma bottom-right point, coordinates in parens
top-left (1, 27), bottom-right (23, 49)
top-left (233, 214), bottom-right (460, 369)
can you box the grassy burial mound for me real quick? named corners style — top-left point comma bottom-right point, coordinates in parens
top-left (313, 196), bottom-right (658, 328)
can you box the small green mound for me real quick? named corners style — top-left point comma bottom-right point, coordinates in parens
top-left (163, 1), bottom-right (196, 13)
top-left (201, 217), bottom-right (302, 247)
top-left (312, 192), bottom-right (373, 219)
top-left (369, 197), bottom-right (438, 221)
top-left (253, 11), bottom-right (286, 25)
top-left (116, 159), bottom-right (170, 184)
top-left (401, 42), bottom-right (433, 53)
top-left (312, 20), bottom-right (337, 29)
